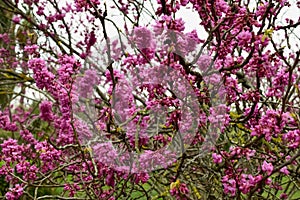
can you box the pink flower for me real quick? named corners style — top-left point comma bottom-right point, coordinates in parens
top-left (28, 58), bottom-right (55, 90)
top-left (262, 161), bottom-right (273, 175)
top-left (197, 55), bottom-right (211, 71)
top-left (212, 153), bottom-right (223, 164)
top-left (280, 193), bottom-right (288, 199)
top-left (85, 31), bottom-right (97, 53)
top-left (265, 177), bottom-right (272, 185)
top-left (20, 130), bottom-right (36, 144)
top-left (0, 111), bottom-right (18, 132)
top-left (64, 183), bottom-right (80, 197)
top-left (75, 69), bottom-right (99, 98)
top-left (39, 101), bottom-right (53, 121)
top-left (282, 130), bottom-right (300, 149)
top-left (12, 16), bottom-right (21, 24)
top-left (179, 183), bottom-right (189, 194)
top-left (180, 0), bottom-right (189, 6)
top-left (279, 166), bottom-right (289, 175)
top-left (24, 44), bottom-right (38, 55)
top-left (133, 172), bottom-right (150, 184)
top-left (133, 26), bottom-right (155, 60)
top-left (5, 184), bottom-right (23, 200)
top-left (170, 181), bottom-right (189, 199)
top-left (222, 176), bottom-right (237, 196)
top-left (1, 138), bottom-right (25, 163)
top-left (106, 171), bottom-right (115, 187)
top-left (57, 55), bottom-right (81, 85)
top-left (237, 30), bottom-right (252, 46)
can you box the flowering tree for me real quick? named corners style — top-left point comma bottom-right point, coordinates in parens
top-left (0, 0), bottom-right (300, 199)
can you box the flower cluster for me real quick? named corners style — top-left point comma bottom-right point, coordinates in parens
top-left (28, 58), bottom-right (55, 91)
top-left (0, 0), bottom-right (299, 199)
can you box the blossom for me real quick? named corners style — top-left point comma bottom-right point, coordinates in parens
top-left (0, 0), bottom-right (299, 199)
top-left (64, 183), bottom-right (80, 197)
top-left (34, 141), bottom-right (62, 173)
top-left (15, 161), bottom-right (38, 181)
top-left (92, 142), bottom-right (118, 166)
top-left (251, 110), bottom-right (285, 141)
top-left (5, 184), bottom-right (23, 200)
top-left (197, 55), bottom-right (211, 71)
top-left (170, 180), bottom-right (189, 200)
top-left (212, 153), bottom-right (223, 164)
top-left (236, 174), bottom-right (262, 194)
top-left (20, 130), bottom-right (36, 144)
top-left (133, 26), bottom-right (156, 60)
top-left (282, 130), bottom-right (300, 149)
top-left (12, 15), bottom-right (21, 24)
top-left (57, 55), bottom-right (81, 85)
top-left (28, 58), bottom-right (55, 90)
top-left (180, 0), bottom-right (189, 6)
top-left (262, 161), bottom-right (273, 175)
top-left (0, 111), bottom-right (18, 132)
top-left (1, 138), bottom-right (25, 163)
top-left (134, 26), bottom-right (154, 49)
top-left (237, 30), bottom-right (252, 46)
top-left (279, 166), bottom-right (289, 175)
top-left (24, 44), bottom-right (39, 55)
top-left (280, 193), bottom-right (288, 199)
top-left (75, 69), bottom-right (99, 98)
top-left (222, 176), bottom-right (237, 196)
top-left (133, 172), bottom-right (150, 184)
top-left (39, 101), bottom-right (53, 121)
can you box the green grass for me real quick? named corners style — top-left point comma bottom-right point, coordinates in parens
top-left (262, 175), bottom-right (300, 199)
